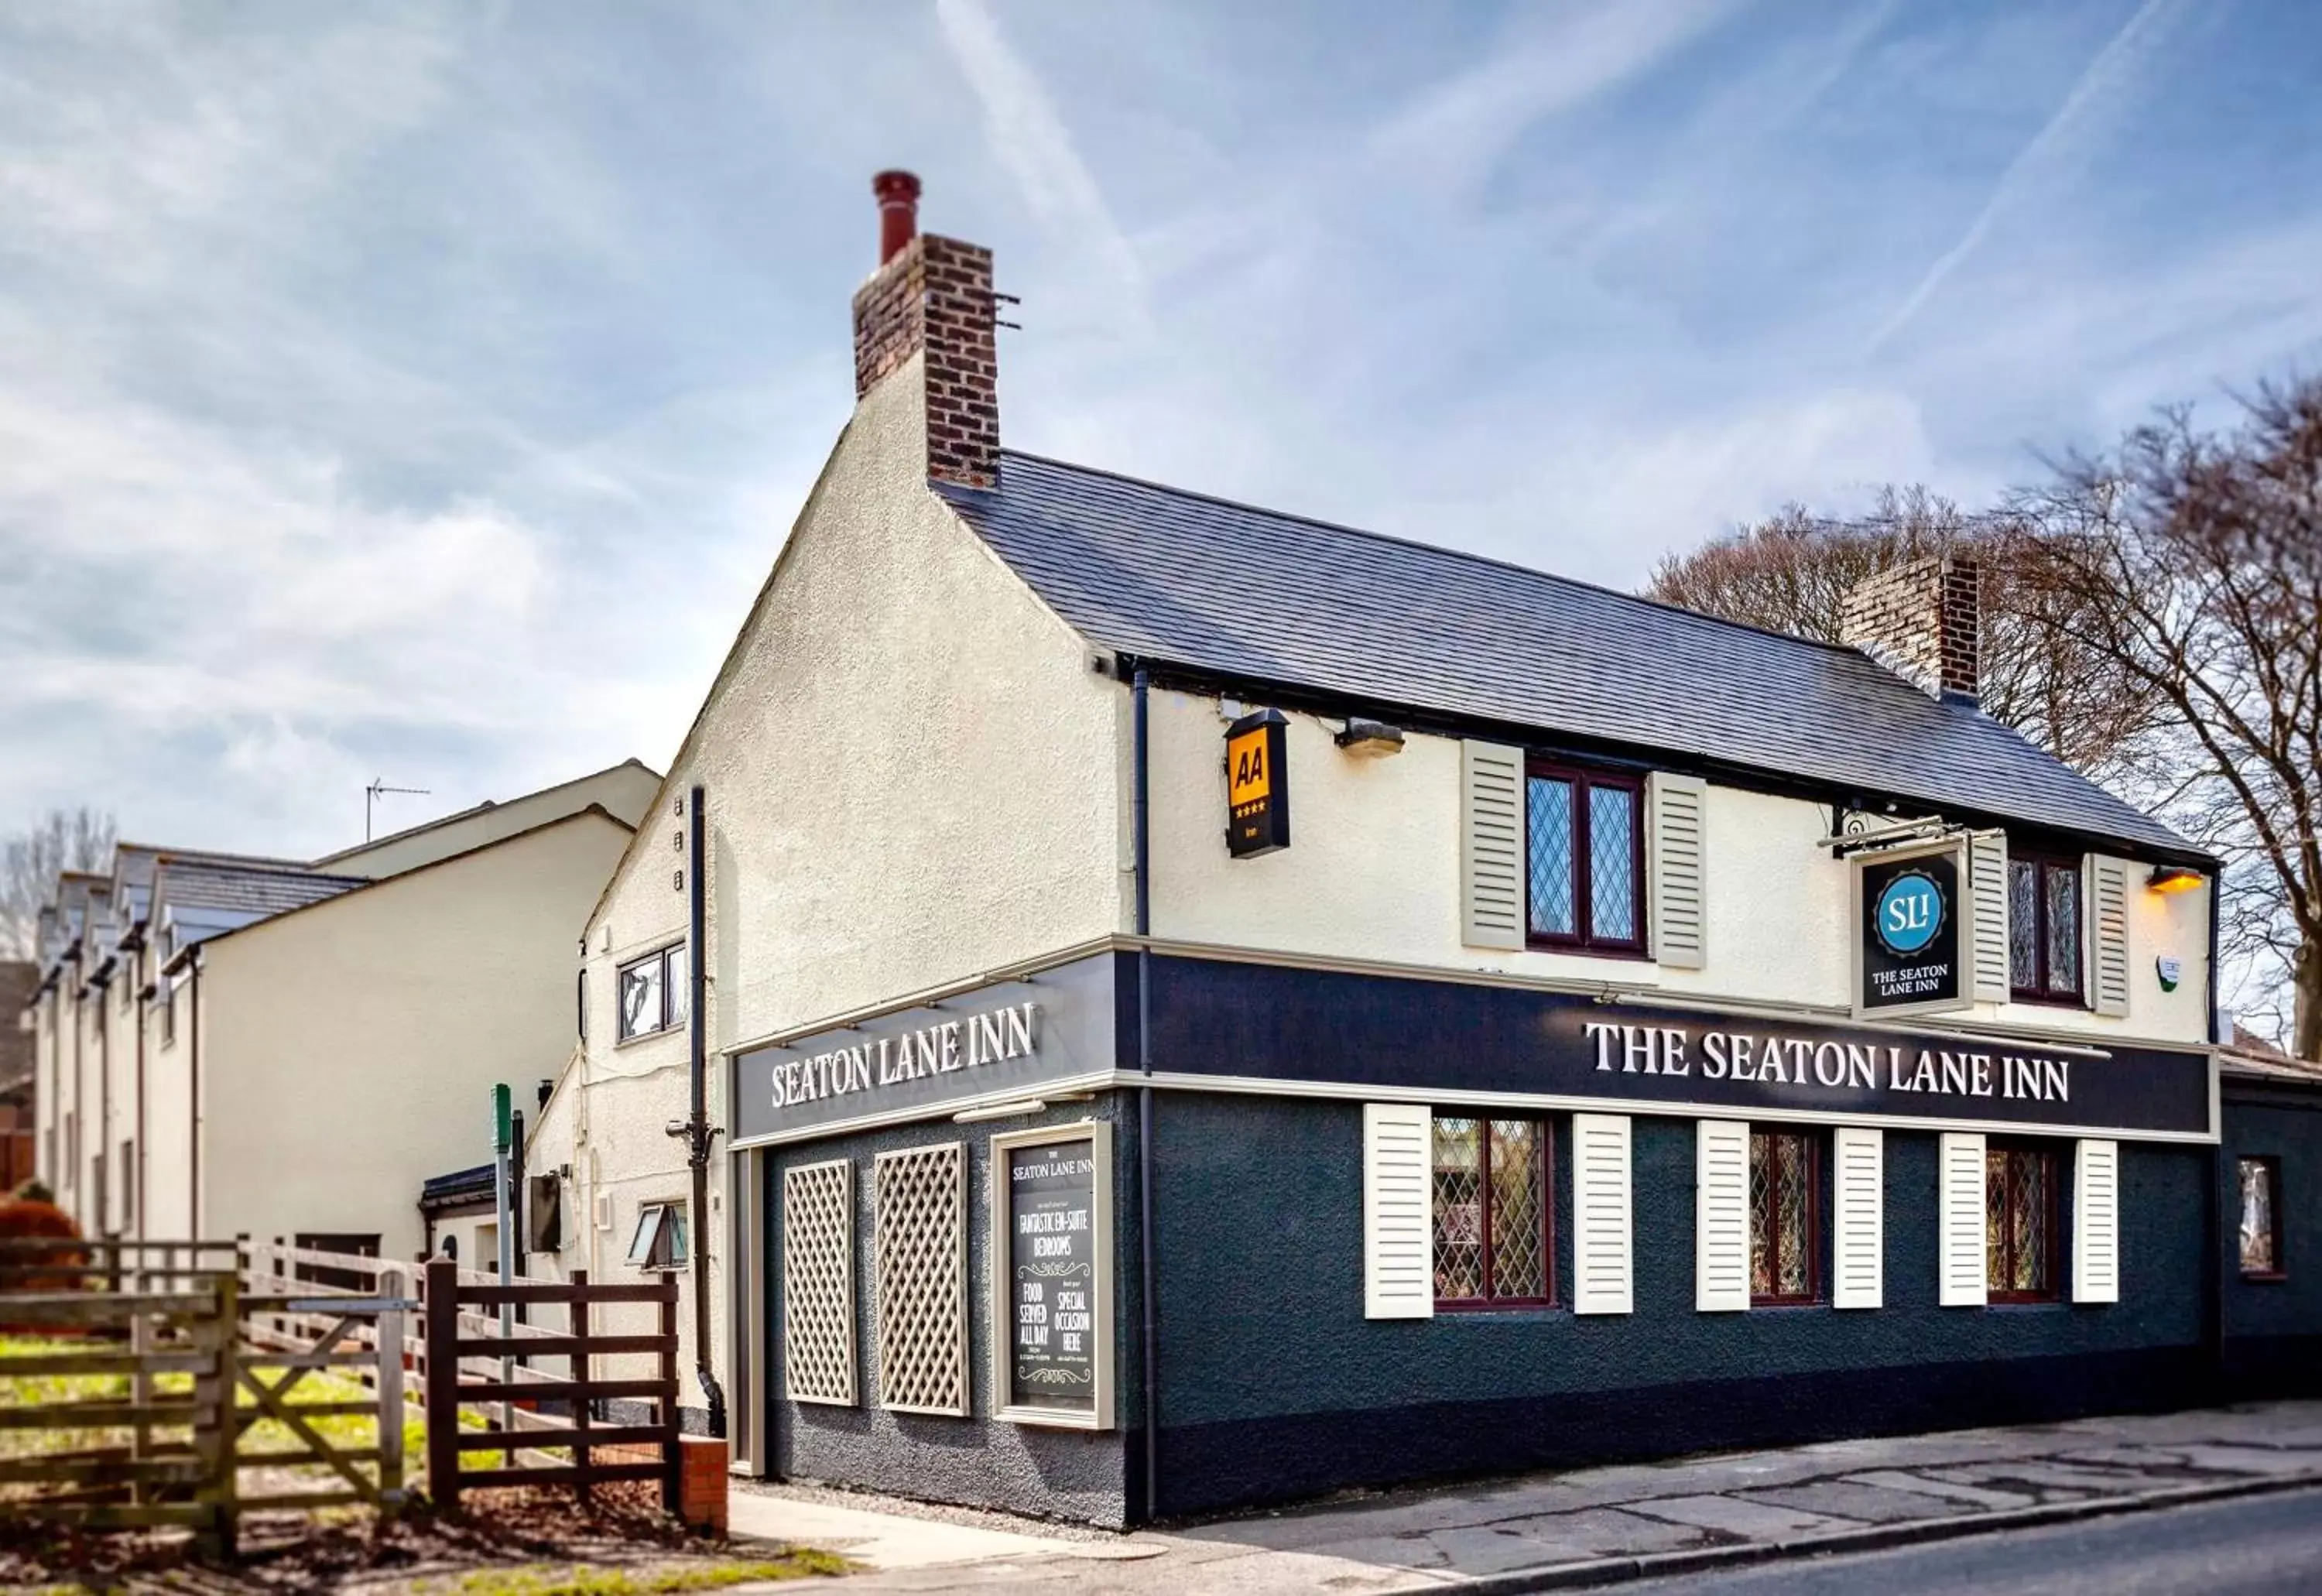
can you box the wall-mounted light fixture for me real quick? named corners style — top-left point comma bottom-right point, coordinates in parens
top-left (954, 1098), bottom-right (1047, 1125)
top-left (1333, 718), bottom-right (1406, 757)
top-left (2147, 865), bottom-right (2205, 895)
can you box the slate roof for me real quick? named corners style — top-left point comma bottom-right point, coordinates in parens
top-left (939, 453), bottom-right (2190, 856)
top-left (151, 860), bottom-right (369, 957)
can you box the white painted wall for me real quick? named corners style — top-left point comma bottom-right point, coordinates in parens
top-left (1146, 688), bottom-right (2212, 1048)
top-left (534, 351), bottom-right (1126, 1408)
top-left (173, 810), bottom-right (635, 1260)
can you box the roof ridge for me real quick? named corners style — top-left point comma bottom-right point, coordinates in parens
top-left (992, 450), bottom-right (1870, 663)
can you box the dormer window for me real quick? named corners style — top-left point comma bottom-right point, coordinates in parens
top-left (1525, 761), bottom-right (1646, 956)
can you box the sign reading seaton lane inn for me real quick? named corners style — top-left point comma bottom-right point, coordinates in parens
top-left (729, 950), bottom-right (2218, 1148)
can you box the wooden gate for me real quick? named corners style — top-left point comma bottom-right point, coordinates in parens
top-left (234, 1246), bottom-right (412, 1523)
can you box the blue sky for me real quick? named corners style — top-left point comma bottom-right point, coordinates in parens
top-left (2, 0), bottom-right (2317, 857)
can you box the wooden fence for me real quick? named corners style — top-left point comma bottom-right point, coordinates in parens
top-left (422, 1258), bottom-right (681, 1515)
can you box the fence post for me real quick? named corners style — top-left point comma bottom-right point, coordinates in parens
top-left (191, 1269), bottom-right (240, 1560)
top-left (377, 1262), bottom-right (408, 1521)
top-left (424, 1256), bottom-right (460, 1515)
top-left (570, 1269), bottom-right (593, 1507)
top-left (659, 1276), bottom-right (681, 1519)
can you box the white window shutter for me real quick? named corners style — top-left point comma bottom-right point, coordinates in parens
top-left (1572, 1114), bottom-right (1633, 1316)
top-left (2075, 1139), bottom-right (2120, 1303)
top-left (1831, 1126), bottom-right (1883, 1309)
top-left (1649, 773), bottom-right (1707, 971)
top-left (1695, 1120), bottom-right (1749, 1312)
top-left (1461, 741), bottom-right (1525, 950)
top-left (1363, 1104), bottom-right (1433, 1319)
top-left (1938, 1132), bottom-right (1987, 1307)
top-left (1970, 831), bottom-right (2012, 1005)
top-left (2087, 855), bottom-right (2132, 1018)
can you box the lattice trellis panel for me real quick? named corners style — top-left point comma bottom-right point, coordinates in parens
top-left (875, 1142), bottom-right (969, 1416)
top-left (783, 1158), bottom-right (857, 1406)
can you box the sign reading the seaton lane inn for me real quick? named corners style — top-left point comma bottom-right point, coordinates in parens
top-left (764, 1002), bottom-right (1039, 1111)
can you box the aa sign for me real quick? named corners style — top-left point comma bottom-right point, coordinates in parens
top-left (1224, 708), bottom-right (1290, 858)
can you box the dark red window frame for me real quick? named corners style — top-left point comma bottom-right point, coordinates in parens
top-left (2009, 850), bottom-right (2085, 1007)
top-left (2239, 1155), bottom-right (2286, 1281)
top-left (1987, 1141), bottom-right (2062, 1304)
top-left (1523, 760), bottom-right (1649, 958)
top-left (1750, 1129), bottom-right (1822, 1307)
top-left (1433, 1115), bottom-right (1556, 1311)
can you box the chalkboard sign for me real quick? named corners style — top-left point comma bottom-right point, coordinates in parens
top-left (991, 1124), bottom-right (1113, 1428)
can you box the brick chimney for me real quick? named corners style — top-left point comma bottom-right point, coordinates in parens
top-left (851, 171), bottom-right (1000, 491)
top-left (1841, 553), bottom-right (1981, 707)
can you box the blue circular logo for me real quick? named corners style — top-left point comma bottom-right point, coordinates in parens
top-left (1875, 872), bottom-right (1945, 957)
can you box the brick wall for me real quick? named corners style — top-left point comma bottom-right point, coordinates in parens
top-left (1840, 554), bottom-right (1981, 704)
top-left (851, 235), bottom-right (1001, 491)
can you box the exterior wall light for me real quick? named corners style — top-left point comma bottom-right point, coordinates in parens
top-left (1334, 718), bottom-right (1406, 757)
top-left (2147, 865), bottom-right (2205, 895)
top-left (953, 1098), bottom-right (1047, 1124)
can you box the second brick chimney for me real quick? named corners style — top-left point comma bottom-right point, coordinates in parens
top-left (851, 171), bottom-right (1000, 491)
top-left (1841, 553), bottom-right (1982, 707)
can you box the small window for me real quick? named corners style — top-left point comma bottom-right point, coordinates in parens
top-left (162, 984), bottom-right (176, 1045)
top-left (575, 968), bottom-right (588, 1044)
top-left (1750, 1130), bottom-right (1820, 1305)
top-left (1432, 1115), bottom-right (1551, 1307)
top-left (1986, 1142), bottom-right (2060, 1302)
top-left (628, 1201), bottom-right (688, 1271)
top-left (616, 944), bottom-right (687, 1041)
top-left (1524, 762), bottom-right (1646, 955)
top-left (2239, 1157), bottom-right (2283, 1279)
top-left (2009, 853), bottom-right (2084, 1004)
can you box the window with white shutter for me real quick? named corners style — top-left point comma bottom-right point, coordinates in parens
top-left (2074, 1139), bottom-right (2120, 1303)
top-left (2087, 856), bottom-right (2132, 1018)
top-left (1572, 1114), bottom-right (1632, 1316)
top-left (1831, 1127), bottom-right (1883, 1309)
top-left (1695, 1120), bottom-right (1748, 1312)
top-left (1969, 831), bottom-right (2011, 1005)
top-left (1363, 1104), bottom-right (1433, 1319)
top-left (1938, 1132), bottom-right (1987, 1307)
top-left (1461, 742), bottom-right (1525, 950)
top-left (1650, 773), bottom-right (1707, 971)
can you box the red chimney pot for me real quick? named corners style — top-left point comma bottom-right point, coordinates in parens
top-left (873, 170), bottom-right (922, 265)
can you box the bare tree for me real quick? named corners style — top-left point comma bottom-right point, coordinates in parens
top-left (0, 808), bottom-right (118, 960)
top-left (2010, 379), bottom-right (2322, 1060)
top-left (1647, 487), bottom-right (2156, 779)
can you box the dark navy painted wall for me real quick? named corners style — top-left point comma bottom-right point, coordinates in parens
top-left (1145, 1092), bottom-right (2212, 1517)
top-left (2220, 1084), bottom-right (2322, 1397)
top-left (762, 1096), bottom-right (1139, 1527)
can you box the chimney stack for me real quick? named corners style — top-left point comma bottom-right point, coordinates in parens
top-left (1841, 553), bottom-right (1982, 707)
top-left (850, 172), bottom-right (1001, 491)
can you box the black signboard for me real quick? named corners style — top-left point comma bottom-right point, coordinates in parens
top-left (995, 1128), bottom-right (1111, 1426)
top-left (1225, 709), bottom-right (1290, 858)
top-left (1856, 841), bottom-right (1967, 1017)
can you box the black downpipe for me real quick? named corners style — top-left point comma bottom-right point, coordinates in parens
top-left (2204, 871), bottom-right (2226, 1396)
top-left (1132, 666), bottom-right (1159, 1524)
top-left (687, 784), bottom-right (728, 1438)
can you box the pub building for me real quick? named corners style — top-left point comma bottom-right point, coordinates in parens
top-left (539, 173), bottom-right (2322, 1530)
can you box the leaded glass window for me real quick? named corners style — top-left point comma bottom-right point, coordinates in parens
top-left (2009, 853), bottom-right (2083, 1004)
top-left (2239, 1157), bottom-right (2283, 1277)
top-left (1986, 1144), bottom-right (2058, 1300)
top-left (1749, 1130), bottom-right (1818, 1303)
top-left (1524, 762), bottom-right (1645, 955)
top-left (1432, 1115), bottom-right (1551, 1307)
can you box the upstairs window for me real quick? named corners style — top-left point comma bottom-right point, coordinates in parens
top-left (2239, 1157), bottom-right (2283, 1279)
top-left (2009, 853), bottom-right (2083, 1004)
top-left (1525, 762), bottom-right (1646, 955)
top-left (1432, 1115), bottom-right (1551, 1308)
top-left (1986, 1142), bottom-right (2060, 1303)
top-left (616, 944), bottom-right (690, 1041)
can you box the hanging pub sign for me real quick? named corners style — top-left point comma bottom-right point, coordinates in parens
top-left (1225, 708), bottom-right (1290, 858)
top-left (1853, 836), bottom-right (1970, 1018)
top-left (991, 1122), bottom-right (1114, 1430)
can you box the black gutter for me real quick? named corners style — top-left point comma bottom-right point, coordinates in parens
top-left (686, 783), bottom-right (728, 1438)
top-left (1132, 662), bottom-right (1159, 1525)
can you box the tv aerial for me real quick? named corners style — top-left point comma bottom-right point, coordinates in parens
top-left (365, 778), bottom-right (432, 842)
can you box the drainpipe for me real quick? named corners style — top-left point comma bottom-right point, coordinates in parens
top-left (188, 952), bottom-right (202, 1237)
top-left (134, 952), bottom-right (147, 1240)
top-left (1131, 663), bottom-right (1159, 1524)
top-left (95, 974), bottom-right (110, 1236)
top-left (686, 784), bottom-right (728, 1437)
top-left (2204, 872), bottom-right (2225, 1396)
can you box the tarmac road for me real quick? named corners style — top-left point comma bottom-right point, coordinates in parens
top-left (1628, 1485), bottom-right (2322, 1594)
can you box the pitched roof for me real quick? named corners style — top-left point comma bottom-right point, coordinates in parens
top-left (939, 453), bottom-right (2190, 856)
top-left (151, 860), bottom-right (369, 958)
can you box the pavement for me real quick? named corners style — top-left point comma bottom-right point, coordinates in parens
top-left (726, 1400), bottom-right (2322, 1592)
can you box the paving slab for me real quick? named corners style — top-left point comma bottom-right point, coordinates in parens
top-left (1840, 1468), bottom-right (2039, 1510)
top-left (726, 1492), bottom-right (1081, 1571)
top-left (1621, 1492), bottom-right (1851, 1538)
top-left (2177, 1443), bottom-right (2322, 1475)
top-left (1735, 1479), bottom-right (1966, 1524)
